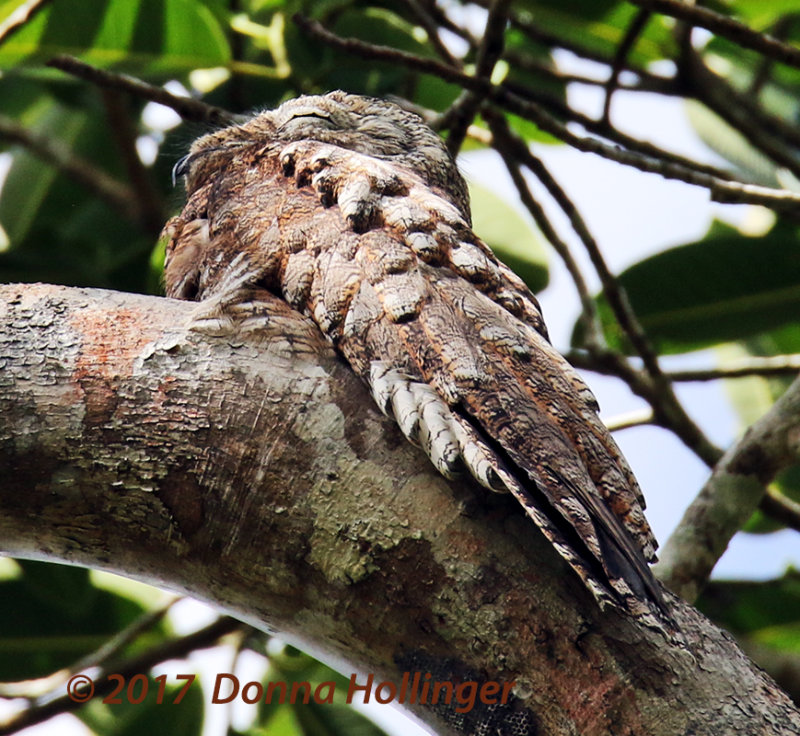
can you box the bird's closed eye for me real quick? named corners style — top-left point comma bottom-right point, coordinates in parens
top-left (281, 111), bottom-right (335, 131)
top-left (291, 111), bottom-right (332, 122)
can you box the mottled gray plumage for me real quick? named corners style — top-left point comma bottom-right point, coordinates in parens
top-left (163, 90), bottom-right (665, 616)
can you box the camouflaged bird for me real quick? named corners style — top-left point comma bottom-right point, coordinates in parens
top-left (163, 90), bottom-right (666, 617)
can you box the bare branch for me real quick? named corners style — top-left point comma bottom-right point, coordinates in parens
top-left (603, 8), bottom-right (652, 122)
top-left (483, 0), bottom-right (666, 85)
top-left (605, 408), bottom-right (655, 432)
top-left (292, 15), bottom-right (800, 216)
top-left (656, 375), bottom-right (800, 602)
top-left (500, 76), bottom-right (739, 183)
top-left (666, 354), bottom-right (800, 382)
top-left (46, 55), bottom-right (237, 126)
top-left (502, 49), bottom-right (678, 94)
top-left (0, 113), bottom-right (140, 223)
top-left (627, 0), bottom-right (800, 70)
top-left (402, 0), bottom-right (461, 67)
top-left (445, 0), bottom-right (510, 155)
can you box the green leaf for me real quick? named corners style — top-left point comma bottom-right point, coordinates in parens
top-left (78, 674), bottom-right (204, 736)
top-left (0, 561), bottom-right (150, 680)
top-left (468, 181), bottom-right (549, 293)
top-left (0, 99), bottom-right (87, 245)
top-left (580, 221), bottom-right (800, 354)
top-left (292, 701), bottom-right (390, 736)
top-left (697, 572), bottom-right (800, 648)
top-left (726, 0), bottom-right (800, 30)
top-left (0, 0), bottom-right (230, 77)
top-left (259, 704), bottom-right (302, 735)
top-left (512, 1), bottom-right (676, 66)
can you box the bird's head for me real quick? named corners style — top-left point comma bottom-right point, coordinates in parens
top-left (174, 91), bottom-right (470, 219)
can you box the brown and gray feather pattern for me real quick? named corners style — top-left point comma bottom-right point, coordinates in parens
top-left (163, 90), bottom-right (665, 616)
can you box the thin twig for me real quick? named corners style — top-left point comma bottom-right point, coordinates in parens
top-left (100, 89), bottom-right (165, 235)
top-left (447, 7), bottom-right (722, 182)
top-left (683, 50), bottom-right (800, 182)
top-left (292, 16), bottom-right (800, 215)
top-left (501, 76), bottom-right (738, 183)
top-left (503, 48), bottom-right (679, 96)
top-left (602, 8), bottom-right (652, 123)
top-left (494, 0), bottom-right (669, 86)
top-left (0, 616), bottom-right (243, 735)
top-left (604, 408), bottom-right (655, 432)
top-left (46, 55), bottom-right (237, 126)
top-left (0, 0), bottom-right (53, 46)
top-left (471, 0), bottom-right (682, 94)
top-left (0, 113), bottom-right (139, 222)
top-left (667, 354), bottom-right (800, 382)
top-left (485, 111), bottom-right (602, 344)
top-left (656, 375), bottom-right (800, 601)
top-left (422, 0), bottom-right (473, 43)
top-left (445, 0), bottom-right (511, 155)
top-left (626, 0), bottom-right (800, 71)
top-left (760, 487), bottom-right (800, 533)
top-left (402, 0), bottom-right (461, 67)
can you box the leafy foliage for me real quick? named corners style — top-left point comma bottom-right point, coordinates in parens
top-left (579, 221), bottom-right (800, 355)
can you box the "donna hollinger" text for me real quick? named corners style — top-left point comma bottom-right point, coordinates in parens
top-left (212, 672), bottom-right (516, 714)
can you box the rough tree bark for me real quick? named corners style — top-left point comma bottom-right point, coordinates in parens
top-left (0, 282), bottom-right (798, 735)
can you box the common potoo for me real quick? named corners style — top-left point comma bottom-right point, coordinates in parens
top-left (164, 91), bottom-right (666, 617)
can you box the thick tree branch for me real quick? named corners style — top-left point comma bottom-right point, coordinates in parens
top-left (656, 376), bottom-right (800, 602)
top-left (0, 283), bottom-right (799, 734)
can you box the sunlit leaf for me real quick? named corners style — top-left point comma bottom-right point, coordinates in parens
top-left (0, 0), bottom-right (230, 77)
top-left (579, 221), bottom-right (800, 354)
top-left (469, 180), bottom-right (549, 293)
